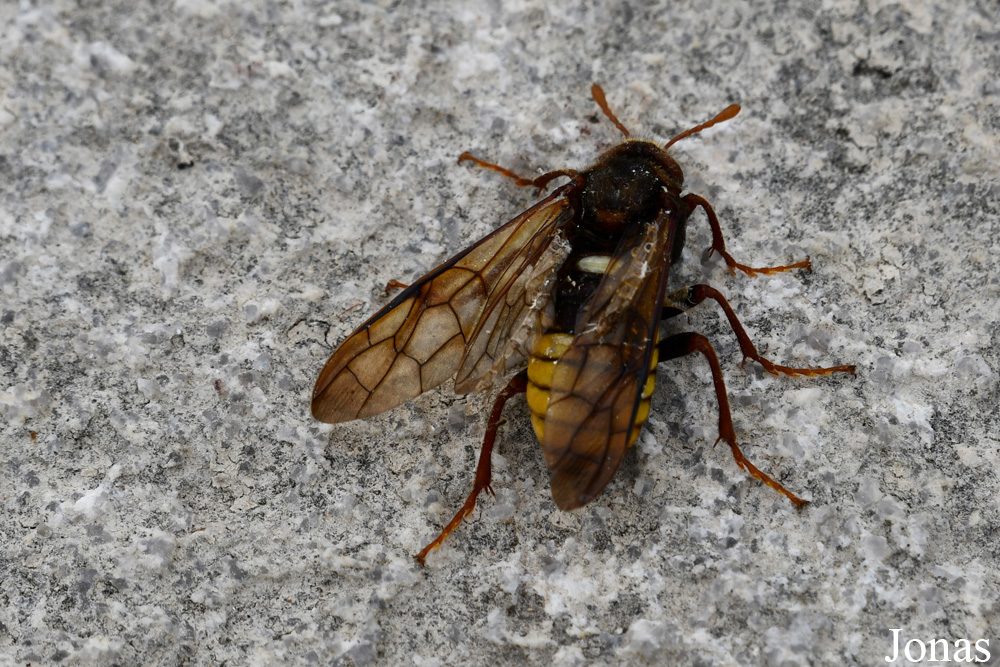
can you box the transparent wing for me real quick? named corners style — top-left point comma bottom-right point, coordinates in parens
top-left (312, 187), bottom-right (575, 423)
top-left (541, 211), bottom-right (677, 510)
top-left (453, 227), bottom-right (571, 394)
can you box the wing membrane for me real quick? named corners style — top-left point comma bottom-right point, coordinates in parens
top-left (541, 211), bottom-right (677, 509)
top-left (453, 228), bottom-right (571, 393)
top-left (312, 187), bottom-right (574, 423)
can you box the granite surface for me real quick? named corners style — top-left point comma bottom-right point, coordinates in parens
top-left (1, 0), bottom-right (998, 665)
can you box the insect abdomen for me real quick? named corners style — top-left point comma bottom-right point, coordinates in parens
top-left (526, 331), bottom-right (659, 449)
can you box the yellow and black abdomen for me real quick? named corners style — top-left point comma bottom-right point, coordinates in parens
top-left (526, 331), bottom-right (659, 449)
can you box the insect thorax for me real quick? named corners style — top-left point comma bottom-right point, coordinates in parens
top-left (579, 140), bottom-right (684, 235)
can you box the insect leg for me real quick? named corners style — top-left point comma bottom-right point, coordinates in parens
top-left (384, 279), bottom-right (409, 294)
top-left (458, 152), bottom-right (580, 194)
top-left (658, 332), bottom-right (808, 510)
top-left (415, 370), bottom-right (528, 565)
top-left (662, 285), bottom-right (856, 377)
top-left (682, 193), bottom-right (812, 277)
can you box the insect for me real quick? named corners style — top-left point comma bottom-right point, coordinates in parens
top-left (312, 85), bottom-right (855, 564)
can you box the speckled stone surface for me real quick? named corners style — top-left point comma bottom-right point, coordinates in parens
top-left (1, 0), bottom-right (998, 665)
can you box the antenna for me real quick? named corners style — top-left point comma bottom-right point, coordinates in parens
top-left (591, 84), bottom-right (631, 139)
top-left (664, 104), bottom-right (740, 150)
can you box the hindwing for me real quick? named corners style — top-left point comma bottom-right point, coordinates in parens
top-left (541, 210), bottom-right (678, 509)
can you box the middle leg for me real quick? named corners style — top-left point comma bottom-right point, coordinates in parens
top-left (663, 284), bottom-right (856, 378)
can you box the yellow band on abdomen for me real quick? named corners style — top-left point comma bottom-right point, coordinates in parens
top-left (526, 331), bottom-right (659, 447)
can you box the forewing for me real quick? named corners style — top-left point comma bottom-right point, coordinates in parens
top-left (312, 187), bottom-right (574, 423)
top-left (453, 228), bottom-right (571, 394)
top-left (541, 212), bottom-right (677, 510)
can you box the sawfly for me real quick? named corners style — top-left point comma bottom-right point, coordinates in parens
top-left (312, 85), bottom-right (856, 564)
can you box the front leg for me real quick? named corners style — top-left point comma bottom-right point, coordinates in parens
top-left (458, 153), bottom-right (581, 195)
top-left (683, 193), bottom-right (812, 277)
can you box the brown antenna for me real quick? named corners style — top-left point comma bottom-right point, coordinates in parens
top-left (664, 104), bottom-right (741, 150)
top-left (591, 84), bottom-right (631, 139)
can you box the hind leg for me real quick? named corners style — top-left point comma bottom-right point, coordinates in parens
top-left (415, 371), bottom-right (528, 565)
top-left (658, 332), bottom-right (808, 509)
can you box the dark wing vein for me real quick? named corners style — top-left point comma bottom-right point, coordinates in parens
top-left (312, 186), bottom-right (575, 423)
top-left (454, 225), bottom-right (572, 393)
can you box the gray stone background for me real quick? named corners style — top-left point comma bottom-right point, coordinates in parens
top-left (1, 0), bottom-right (997, 664)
